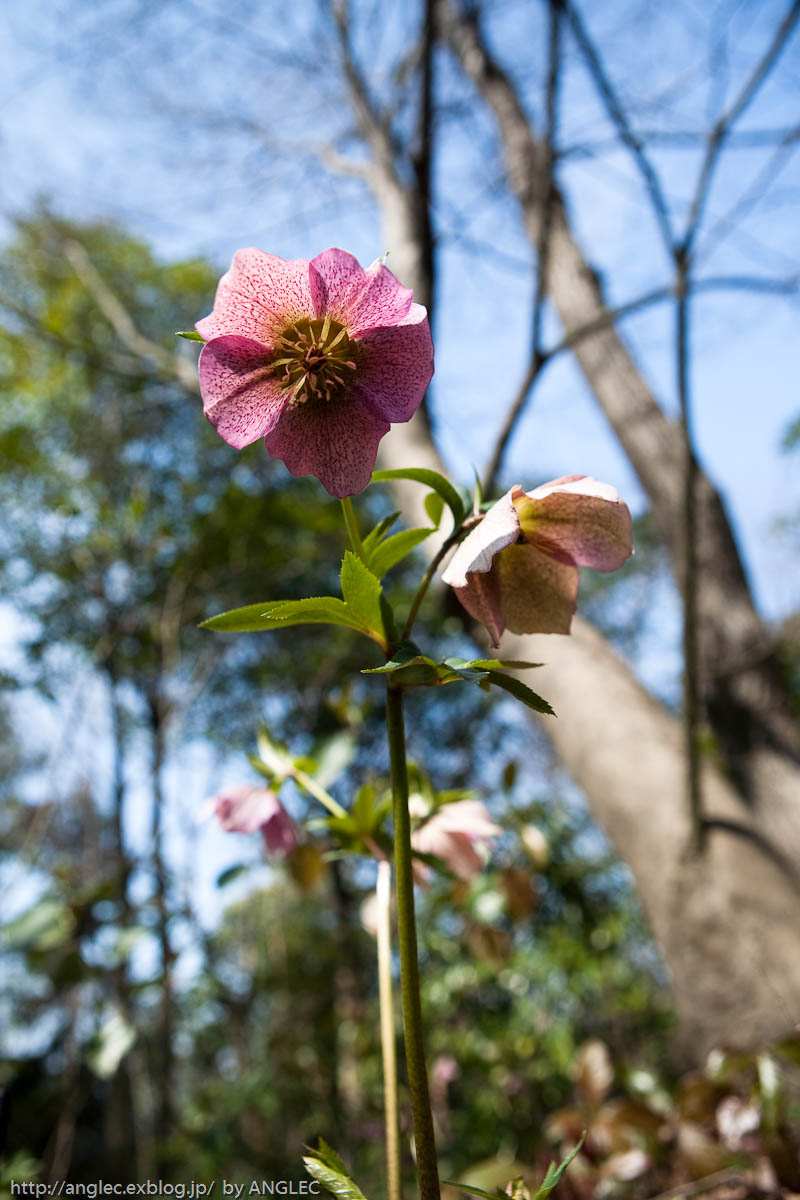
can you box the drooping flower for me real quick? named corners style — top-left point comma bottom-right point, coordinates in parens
top-left (196, 248), bottom-right (434, 497)
top-left (213, 784), bottom-right (298, 855)
top-left (442, 475), bottom-right (633, 645)
top-left (410, 797), bottom-right (502, 884)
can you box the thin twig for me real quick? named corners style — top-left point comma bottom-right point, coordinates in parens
top-left (61, 239), bottom-right (199, 393)
top-left (482, 0), bottom-right (561, 496)
top-left (682, 0), bottom-right (800, 260)
top-left (563, 0), bottom-right (674, 256)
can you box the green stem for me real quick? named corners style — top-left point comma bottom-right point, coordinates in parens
top-left (376, 858), bottom-right (402, 1200)
top-left (290, 766), bottom-right (348, 820)
top-left (385, 684), bottom-right (440, 1200)
top-left (402, 515), bottom-right (481, 641)
top-left (341, 496), bottom-right (367, 563)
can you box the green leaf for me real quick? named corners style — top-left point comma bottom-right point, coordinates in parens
top-left (175, 329), bottom-right (205, 341)
top-left (362, 641), bottom-right (442, 686)
top-left (313, 731), bottom-right (357, 789)
top-left (459, 659), bottom-right (543, 671)
top-left (216, 864), bottom-right (248, 888)
top-left (362, 511), bottom-right (401, 556)
top-left (483, 670), bottom-right (556, 716)
top-left (443, 1184), bottom-right (503, 1200)
top-left (367, 526), bottom-right (432, 579)
top-left (340, 551), bottom-right (386, 642)
top-left (303, 1146), bottom-right (370, 1200)
top-left (312, 1138), bottom-right (350, 1176)
top-left (201, 597), bottom-right (367, 635)
top-left (532, 1136), bottom-right (584, 1200)
top-left (424, 490), bottom-right (445, 528)
top-left (371, 467), bottom-right (466, 525)
top-left (472, 466), bottom-right (484, 510)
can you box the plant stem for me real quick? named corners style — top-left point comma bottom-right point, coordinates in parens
top-left (290, 766), bottom-right (348, 820)
top-left (376, 859), bottom-right (402, 1200)
top-left (402, 515), bottom-right (481, 641)
top-left (385, 684), bottom-right (440, 1200)
top-left (341, 496), bottom-right (367, 563)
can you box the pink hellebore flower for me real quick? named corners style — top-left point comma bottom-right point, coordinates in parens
top-left (214, 785), bottom-right (298, 855)
top-left (196, 248), bottom-right (434, 497)
top-left (411, 798), bottom-right (502, 884)
top-left (442, 475), bottom-right (633, 646)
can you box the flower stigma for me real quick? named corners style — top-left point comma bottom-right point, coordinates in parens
top-left (271, 314), bottom-right (358, 407)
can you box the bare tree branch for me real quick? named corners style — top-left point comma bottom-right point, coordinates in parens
top-left (483, 0), bottom-right (561, 496)
top-left (563, 0), bottom-right (675, 256)
top-left (61, 239), bottom-right (199, 394)
top-left (682, 0), bottom-right (800, 260)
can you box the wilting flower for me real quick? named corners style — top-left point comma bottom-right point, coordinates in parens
top-left (196, 248), bottom-right (434, 497)
top-left (411, 797), bottom-right (502, 884)
top-left (442, 475), bottom-right (633, 645)
top-left (213, 785), bottom-right (297, 855)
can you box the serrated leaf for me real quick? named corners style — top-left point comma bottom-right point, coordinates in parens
top-left (175, 329), bottom-right (205, 341)
top-left (424, 490), bottom-right (445, 528)
top-left (483, 671), bottom-right (555, 716)
top-left (367, 526), bottom-right (432, 579)
top-left (532, 1136), bottom-right (584, 1200)
top-left (371, 467), bottom-right (465, 525)
top-left (201, 597), bottom-right (363, 634)
top-left (311, 1138), bottom-right (349, 1176)
top-left (202, 596), bottom-right (376, 637)
top-left (340, 551), bottom-right (386, 643)
top-left (303, 1156), bottom-right (369, 1200)
top-left (362, 511), bottom-right (401, 556)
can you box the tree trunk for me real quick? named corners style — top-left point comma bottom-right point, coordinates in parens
top-left (357, 6), bottom-right (800, 1047)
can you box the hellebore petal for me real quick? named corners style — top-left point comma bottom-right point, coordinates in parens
top-left (198, 335), bottom-right (288, 449)
top-left (442, 488), bottom-right (521, 587)
top-left (355, 304), bottom-right (435, 422)
top-left (338, 260), bottom-right (414, 335)
top-left (442, 476), bottom-right (633, 645)
top-left (196, 248), bottom-right (316, 342)
top-left (513, 475), bottom-right (633, 571)
top-left (213, 785), bottom-right (298, 855)
top-left (496, 542), bottom-right (579, 635)
top-left (411, 799), bottom-right (502, 884)
top-left (264, 388), bottom-right (390, 498)
top-left (309, 247), bottom-right (366, 318)
top-left (196, 247), bottom-right (434, 496)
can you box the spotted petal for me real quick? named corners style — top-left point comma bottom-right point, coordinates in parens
top-left (198, 336), bottom-right (288, 449)
top-left (513, 476), bottom-right (633, 571)
top-left (339, 261), bottom-right (414, 335)
top-left (355, 304), bottom-right (434, 422)
top-left (265, 391), bottom-right (390, 498)
top-left (496, 542), bottom-right (580, 635)
top-left (309, 248), bottom-right (366, 319)
top-left (196, 248), bottom-right (316, 342)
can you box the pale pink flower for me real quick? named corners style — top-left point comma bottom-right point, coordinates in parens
top-left (213, 785), bottom-right (298, 855)
top-left (196, 248), bottom-right (434, 497)
top-left (442, 476), bottom-right (633, 645)
top-left (411, 798), bottom-right (502, 883)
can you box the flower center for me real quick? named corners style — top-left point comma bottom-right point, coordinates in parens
top-left (271, 316), bottom-right (358, 406)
